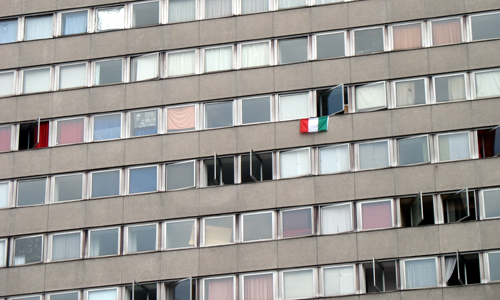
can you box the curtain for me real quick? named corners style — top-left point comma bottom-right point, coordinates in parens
top-left (324, 266), bottom-right (355, 296)
top-left (244, 273), bottom-right (273, 300)
top-left (205, 46), bottom-right (232, 72)
top-left (280, 149), bottom-right (310, 178)
top-left (0, 240), bottom-right (5, 267)
top-left (62, 10), bottom-right (87, 35)
top-left (447, 75), bottom-right (466, 101)
top-left (393, 23), bottom-right (422, 50)
top-left (57, 118), bottom-right (84, 145)
top-left (52, 232), bottom-right (80, 260)
top-left (169, 0), bottom-right (196, 23)
top-left (405, 258), bottom-right (437, 288)
top-left (241, 42), bottom-right (270, 68)
top-left (283, 270), bottom-right (314, 299)
top-left (59, 63), bottom-right (86, 89)
top-left (168, 50), bottom-right (195, 76)
top-left (132, 54), bottom-right (158, 81)
top-left (396, 81), bottom-right (416, 106)
top-left (0, 126), bottom-right (11, 152)
top-left (361, 201), bottom-right (392, 230)
top-left (0, 19), bottom-right (17, 43)
top-left (322, 204), bottom-right (352, 234)
top-left (279, 0), bottom-right (307, 9)
top-left (206, 277), bottom-right (233, 300)
top-left (128, 228), bottom-right (138, 253)
top-left (439, 132), bottom-right (470, 161)
top-left (131, 110), bottom-right (157, 136)
top-left (34, 121), bottom-right (49, 148)
top-left (97, 7), bottom-right (124, 31)
top-left (476, 70), bottom-right (500, 98)
top-left (167, 106), bottom-right (196, 132)
top-left (88, 289), bottom-right (117, 300)
top-left (25, 15), bottom-right (53, 40)
top-left (205, 217), bottom-right (233, 245)
top-left (23, 68), bottom-right (51, 93)
top-left (445, 256), bottom-right (457, 283)
top-left (432, 18), bottom-right (462, 45)
top-left (279, 93), bottom-right (309, 121)
top-left (94, 114), bottom-right (121, 140)
top-left (319, 145), bottom-right (349, 174)
top-left (359, 141), bottom-right (389, 170)
top-left (166, 220), bottom-right (195, 249)
top-left (205, 0), bottom-right (232, 19)
top-left (241, 0), bottom-right (268, 14)
top-left (282, 208), bottom-right (312, 238)
top-left (355, 83), bottom-right (386, 111)
top-left (0, 71), bottom-right (14, 96)
top-left (0, 182), bottom-right (8, 208)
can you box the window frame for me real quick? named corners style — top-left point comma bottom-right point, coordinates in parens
top-left (126, 164), bottom-right (160, 195)
top-left (89, 169), bottom-right (123, 199)
top-left (94, 5), bottom-right (126, 32)
top-left (129, 52), bottom-right (160, 82)
top-left (357, 198), bottom-right (395, 231)
top-left (16, 177), bottom-right (48, 207)
top-left (468, 11), bottom-right (500, 42)
top-left (389, 21), bottom-right (425, 51)
top-left (435, 131), bottom-right (472, 162)
top-left (202, 214), bottom-right (236, 247)
top-left (277, 91), bottom-right (313, 122)
top-left (21, 66), bottom-right (54, 94)
top-left (163, 218), bottom-right (198, 250)
top-left (480, 188), bottom-right (500, 220)
top-left (471, 68), bottom-right (500, 99)
top-left (278, 147), bottom-right (312, 179)
top-left (391, 77), bottom-right (429, 108)
top-left (280, 206), bottom-right (314, 239)
top-left (320, 202), bottom-right (354, 235)
top-left (202, 275), bottom-right (237, 300)
top-left (166, 0), bottom-right (199, 23)
top-left (23, 13), bottom-right (55, 41)
top-left (202, 44), bottom-right (236, 73)
top-left (11, 234), bottom-right (44, 266)
top-left (0, 17), bottom-right (21, 44)
top-left (165, 48), bottom-right (199, 77)
top-left (353, 81), bottom-right (387, 112)
top-left (0, 238), bottom-right (7, 267)
top-left (317, 143), bottom-right (351, 175)
top-left (50, 173), bottom-right (86, 203)
top-left (165, 159), bottom-right (197, 191)
top-left (164, 103), bottom-right (199, 132)
top-left (276, 35), bottom-right (311, 65)
top-left (320, 264), bottom-right (357, 296)
top-left (237, 95), bottom-right (274, 125)
top-left (280, 267), bottom-right (317, 300)
top-left (240, 271), bottom-right (277, 300)
top-left (127, 108), bottom-right (161, 137)
top-left (429, 16), bottom-right (464, 46)
top-left (92, 57), bottom-right (126, 86)
top-left (240, 210), bottom-right (276, 243)
top-left (203, 100), bottom-right (235, 130)
top-left (396, 135), bottom-right (430, 166)
top-left (313, 30), bottom-right (348, 60)
top-left (356, 139), bottom-right (392, 171)
top-left (0, 180), bottom-right (12, 209)
top-left (9, 295), bottom-right (42, 300)
top-left (129, 0), bottom-right (163, 28)
top-left (401, 256), bottom-right (440, 289)
top-left (238, 0), bottom-right (274, 14)
top-left (432, 72), bottom-right (469, 103)
top-left (352, 26), bottom-right (387, 55)
top-left (277, 0), bottom-right (310, 10)
top-left (48, 291), bottom-right (81, 300)
top-left (0, 124), bottom-right (16, 151)
top-left (48, 230), bottom-right (83, 262)
top-left (88, 227), bottom-right (121, 258)
top-left (91, 112), bottom-right (125, 142)
top-left (57, 8), bottom-right (91, 37)
top-left (55, 62), bottom-right (90, 90)
top-left (53, 116), bottom-right (88, 146)
top-left (237, 39), bottom-right (273, 69)
top-left (86, 287), bottom-right (119, 300)
top-left (0, 70), bottom-right (18, 97)
top-left (124, 222), bottom-right (159, 254)
top-left (485, 250), bottom-right (500, 282)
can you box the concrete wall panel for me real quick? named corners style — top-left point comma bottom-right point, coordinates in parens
top-left (88, 85), bottom-right (126, 113)
top-left (354, 169), bottom-right (396, 200)
top-left (236, 123), bottom-right (276, 153)
top-left (124, 136), bottom-right (162, 165)
top-left (199, 127), bottom-right (237, 157)
top-left (19, 40), bottom-right (55, 68)
top-left (431, 101), bottom-right (472, 132)
top-left (274, 63), bottom-right (313, 92)
top-left (54, 35), bottom-right (91, 63)
top-left (52, 89), bottom-right (90, 118)
top-left (199, 72), bottom-right (237, 101)
top-left (349, 0), bottom-right (387, 27)
top-left (439, 222), bottom-right (481, 253)
top-left (47, 201), bottom-right (86, 232)
top-left (236, 13), bottom-right (274, 41)
top-left (238, 181), bottom-right (277, 212)
top-left (392, 106), bottom-right (432, 137)
top-left (125, 80), bottom-right (163, 109)
top-left (121, 253), bottom-right (161, 283)
top-left (126, 27), bottom-right (163, 54)
top-left (161, 189), bottom-right (199, 219)
top-left (317, 234), bottom-right (357, 265)
top-left (199, 245), bottom-right (238, 276)
top-left (123, 193), bottom-right (161, 224)
top-left (45, 260), bottom-right (84, 291)
top-left (163, 76), bottom-right (200, 105)
top-left (352, 110), bottom-right (392, 141)
top-left (395, 164), bottom-right (436, 195)
top-left (87, 140), bottom-right (125, 169)
top-left (351, 54), bottom-right (390, 83)
top-left (162, 131), bottom-right (200, 161)
top-left (200, 18), bottom-right (237, 46)
top-left (276, 177), bottom-right (316, 207)
top-left (14, 148), bottom-right (51, 177)
top-left (236, 67), bottom-right (275, 96)
top-left (9, 205), bottom-right (48, 235)
top-left (277, 237), bottom-right (317, 268)
top-left (85, 197), bottom-right (124, 227)
top-left (16, 93), bottom-right (53, 122)
top-left (83, 257), bottom-right (122, 287)
top-left (428, 44), bottom-right (468, 75)
top-left (397, 226), bottom-right (440, 257)
top-left (311, 3), bottom-right (349, 32)
top-left (357, 229), bottom-right (399, 260)
top-left (50, 144), bottom-right (88, 174)
top-left (434, 160), bottom-right (477, 191)
top-left (90, 31), bottom-right (127, 58)
top-left (389, 49), bottom-right (428, 79)
top-left (273, 9), bottom-right (311, 37)
top-left (238, 241), bottom-right (278, 272)
top-left (312, 58), bottom-right (351, 88)
top-left (315, 173), bottom-right (355, 204)
top-left (161, 249), bottom-right (199, 279)
top-left (7, 265), bottom-right (46, 295)
top-left (199, 185), bottom-right (238, 215)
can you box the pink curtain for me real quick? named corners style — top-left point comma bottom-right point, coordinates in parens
top-left (244, 274), bottom-right (273, 300)
top-left (283, 209), bottom-right (312, 238)
top-left (0, 126), bottom-right (11, 152)
top-left (362, 201), bottom-right (392, 229)
top-left (207, 277), bottom-right (233, 300)
top-left (167, 106), bottom-right (195, 131)
top-left (393, 23), bottom-right (422, 50)
top-left (57, 118), bottom-right (84, 145)
top-left (432, 18), bottom-right (462, 45)
top-left (34, 121), bottom-right (49, 148)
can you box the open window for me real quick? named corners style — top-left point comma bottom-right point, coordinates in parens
top-left (126, 282), bottom-right (157, 300)
top-left (399, 192), bottom-right (435, 227)
top-left (240, 150), bottom-right (273, 183)
top-left (444, 251), bottom-right (481, 286)
top-left (203, 154), bottom-right (235, 186)
top-left (165, 278), bottom-right (193, 300)
top-left (19, 118), bottom-right (49, 149)
top-left (131, 54), bottom-right (159, 82)
top-left (317, 85), bottom-right (347, 117)
top-left (478, 126), bottom-right (500, 158)
top-left (362, 258), bottom-right (398, 293)
top-left (481, 188), bottom-right (500, 219)
top-left (397, 135), bottom-right (429, 166)
top-left (442, 188), bottom-right (477, 223)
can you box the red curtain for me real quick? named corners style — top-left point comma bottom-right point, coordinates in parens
top-left (283, 209), bottom-right (312, 238)
top-left (34, 121), bottom-right (49, 148)
top-left (207, 277), bottom-right (233, 300)
top-left (167, 106), bottom-right (195, 131)
top-left (57, 118), bottom-right (84, 145)
top-left (362, 201), bottom-right (392, 230)
top-left (393, 23), bottom-right (422, 50)
top-left (432, 18), bottom-right (462, 45)
top-left (0, 126), bottom-right (11, 152)
top-left (244, 274), bottom-right (274, 300)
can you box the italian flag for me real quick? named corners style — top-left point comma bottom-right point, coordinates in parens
top-left (300, 116), bottom-right (329, 133)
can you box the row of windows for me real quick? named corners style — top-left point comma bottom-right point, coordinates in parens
top-left (1, 127), bottom-right (499, 208)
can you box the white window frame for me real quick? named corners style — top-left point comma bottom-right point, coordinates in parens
top-left (485, 250), bottom-right (500, 282)
top-left (57, 8), bottom-right (91, 37)
top-left (48, 231), bottom-right (83, 262)
top-left (320, 264), bottom-right (357, 296)
top-left (468, 11), bottom-right (500, 42)
top-left (313, 30), bottom-right (348, 60)
top-left (0, 238), bottom-right (7, 267)
top-left (92, 57), bottom-right (126, 86)
top-left (129, 0), bottom-right (164, 28)
top-left (51, 173), bottom-right (86, 203)
top-left (201, 154), bottom-right (237, 187)
top-left (401, 256), bottom-right (440, 289)
top-left (202, 214), bottom-right (236, 247)
top-left (21, 66), bottom-right (54, 94)
top-left (391, 77), bottom-right (429, 108)
top-left (94, 5), bottom-right (127, 32)
top-left (55, 62), bottom-right (90, 91)
top-left (396, 135), bottom-right (430, 166)
top-left (237, 0), bottom-right (273, 15)
top-left (86, 288), bottom-right (120, 300)
top-left (351, 26), bottom-right (387, 55)
top-left (480, 188), bottom-right (500, 220)
top-left (15, 177), bottom-right (49, 207)
top-left (389, 21), bottom-right (426, 50)
top-left (356, 139), bottom-right (392, 171)
top-left (320, 202), bottom-right (354, 235)
top-left (89, 169), bottom-right (123, 199)
top-left (124, 223), bottom-right (159, 254)
top-left (52, 116), bottom-right (88, 146)
top-left (435, 131), bottom-right (472, 162)
top-left (23, 13), bottom-right (55, 41)
top-left (126, 164), bottom-right (160, 195)
top-left (275, 35), bottom-right (311, 65)
top-left (237, 95), bottom-right (274, 125)
top-left (352, 81), bottom-right (387, 113)
top-left (166, 0), bottom-right (200, 23)
top-left (280, 206), bottom-right (314, 238)
top-left (48, 291), bottom-right (81, 300)
top-left (91, 112), bottom-right (125, 142)
top-left (164, 104), bottom-right (199, 132)
top-left (276, 0), bottom-right (311, 10)
top-left (127, 108), bottom-right (161, 137)
top-left (0, 70), bottom-right (18, 97)
top-left (163, 218), bottom-right (198, 250)
top-left (202, 275), bottom-right (237, 300)
top-left (165, 48), bottom-right (200, 77)
top-left (277, 91), bottom-right (314, 122)
top-left (237, 40), bottom-right (273, 69)
top-left (280, 267), bottom-right (317, 300)
top-left (9, 295), bottom-right (42, 300)
top-left (240, 271), bottom-right (277, 300)
top-left (129, 52), bottom-right (160, 82)
top-left (317, 143), bottom-right (351, 175)
top-left (428, 16), bottom-right (464, 46)
top-left (432, 72), bottom-right (469, 103)
top-left (11, 234), bottom-right (44, 266)
top-left (202, 44), bottom-right (236, 73)
top-left (278, 147), bottom-right (312, 179)
top-left (87, 227), bottom-right (121, 258)
top-left (0, 180), bottom-right (12, 209)
top-left (357, 199), bottom-right (395, 231)
top-left (240, 210), bottom-right (276, 243)
top-left (202, 100), bottom-right (236, 129)
top-left (165, 160), bottom-right (197, 191)
top-left (0, 17), bottom-right (21, 43)
top-left (471, 68), bottom-right (500, 99)
top-left (0, 124), bottom-right (16, 151)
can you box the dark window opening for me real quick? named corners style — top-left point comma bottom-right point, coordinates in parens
top-left (400, 193), bottom-right (435, 227)
top-left (478, 126), bottom-right (500, 158)
top-left (442, 189), bottom-right (477, 223)
top-left (127, 283), bottom-right (157, 300)
top-left (363, 259), bottom-right (398, 293)
top-left (19, 118), bottom-right (49, 150)
top-left (204, 155), bottom-right (234, 186)
top-left (240, 150), bottom-right (273, 183)
top-left (445, 252), bottom-right (481, 286)
top-left (165, 278), bottom-right (193, 300)
top-left (317, 84), bottom-right (348, 117)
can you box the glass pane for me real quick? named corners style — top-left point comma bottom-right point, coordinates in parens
top-left (361, 201), bottom-right (392, 230)
top-left (475, 70), bottom-right (500, 98)
top-left (280, 148), bottom-right (311, 178)
top-left (92, 170), bottom-right (120, 198)
top-left (316, 0), bottom-right (343, 3)
top-left (392, 23), bottom-right (422, 50)
top-left (52, 232), bottom-right (81, 260)
top-left (128, 224), bottom-right (156, 253)
top-left (90, 229), bottom-right (119, 257)
top-left (405, 258), bottom-right (437, 288)
top-left (0, 72), bottom-right (15, 96)
top-left (0, 182), bottom-right (8, 208)
top-left (130, 110), bottom-right (158, 136)
top-left (166, 220), bottom-right (196, 249)
top-left (279, 37), bottom-right (308, 64)
top-left (398, 136), bottom-right (429, 166)
top-left (443, 190), bottom-right (469, 223)
top-left (23, 68), bottom-right (51, 94)
top-left (129, 166), bottom-right (157, 194)
top-left (0, 240), bottom-right (5, 267)
top-left (205, 0), bottom-right (232, 18)
top-left (241, 0), bottom-right (269, 14)
top-left (241, 42), bottom-right (270, 68)
top-left (282, 208), bottom-right (312, 238)
top-left (131, 54), bottom-right (158, 81)
top-left (59, 63), bottom-right (87, 89)
top-left (435, 74), bottom-right (466, 102)
top-left (50, 292), bottom-right (79, 300)
top-left (205, 216), bottom-right (234, 246)
top-left (317, 32), bottom-right (345, 59)
top-left (61, 10), bottom-right (88, 35)
top-left (57, 118), bottom-right (85, 145)
top-left (205, 46), bottom-right (232, 72)
top-left (18, 178), bottom-right (46, 206)
top-left (395, 79), bottom-right (426, 107)
top-left (243, 273), bottom-right (273, 300)
top-left (205, 102), bottom-right (233, 129)
top-left (166, 161), bottom-right (195, 190)
top-left (283, 269), bottom-right (314, 299)
top-left (95, 59), bottom-right (122, 85)
top-left (359, 141), bottom-right (389, 170)
top-left (170, 279), bottom-right (191, 300)
top-left (242, 97), bottom-right (271, 124)
top-left (321, 204), bottom-right (352, 234)
top-left (88, 289), bottom-right (117, 300)
top-left (319, 145), bottom-right (350, 174)
top-left (97, 7), bottom-right (124, 31)
top-left (243, 212), bottom-right (273, 241)
top-left (279, 93), bottom-right (309, 121)
top-left (94, 114), bottom-right (121, 141)
top-left (14, 236), bottom-right (42, 265)
top-left (25, 15), bottom-right (53, 40)
top-left (167, 105), bottom-right (196, 132)
top-left (54, 174), bottom-right (83, 202)
top-left (483, 189), bottom-right (500, 219)
top-left (438, 132), bottom-right (470, 161)
top-left (355, 28), bottom-right (384, 55)
top-left (0, 125), bottom-right (11, 151)
top-left (489, 252), bottom-right (500, 281)
top-left (324, 266), bottom-right (355, 296)
top-left (318, 85), bottom-right (344, 116)
top-left (432, 18), bottom-right (462, 45)
top-left (279, 0), bottom-right (307, 9)
top-left (168, 50), bottom-right (195, 76)
top-left (133, 1), bottom-right (159, 27)
top-left (471, 12), bottom-right (500, 41)
top-left (355, 83), bottom-right (386, 111)
top-left (169, 0), bottom-right (196, 23)
top-left (0, 19), bottom-right (18, 44)
top-left (204, 277), bottom-right (234, 300)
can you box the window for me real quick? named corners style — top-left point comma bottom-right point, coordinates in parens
top-left (126, 283), bottom-right (158, 300)
top-left (49, 292), bottom-right (80, 300)
top-left (203, 276), bottom-right (235, 300)
top-left (240, 151), bottom-right (273, 183)
top-left (95, 59), bottom-right (123, 85)
top-left (437, 132), bottom-right (470, 161)
top-left (89, 228), bottom-right (119, 257)
top-left (59, 63), bottom-right (87, 89)
top-left (130, 109), bottom-right (158, 136)
top-left (131, 54), bottom-right (159, 81)
top-left (61, 10), bottom-right (88, 35)
top-left (17, 178), bottom-right (46, 207)
top-left (204, 46), bottom-right (233, 72)
top-left (433, 73), bottom-right (466, 102)
top-left (281, 269), bottom-right (315, 300)
top-left (399, 193), bottom-right (435, 227)
top-left (444, 251), bottom-right (481, 286)
top-left (126, 224), bottom-right (157, 253)
top-left (470, 12), bottom-right (500, 41)
top-left (478, 127), bottom-right (500, 158)
top-left (240, 41), bottom-right (270, 68)
top-left (128, 166), bottom-right (158, 194)
top-left (278, 37), bottom-right (308, 64)
top-left (394, 78), bottom-right (426, 107)
top-left (279, 0), bottom-right (307, 9)
top-left (11, 297), bottom-right (41, 300)
top-left (205, 0), bottom-right (233, 19)
top-left (321, 203), bottom-right (352, 234)
top-left (359, 199), bottom-right (393, 230)
top-left (403, 257), bottom-right (438, 289)
top-left (481, 188), bottom-right (500, 219)
top-left (166, 160), bottom-right (196, 190)
top-left (392, 23), bottom-right (422, 50)
top-left (96, 6), bottom-right (124, 31)
top-left (358, 140), bottom-right (390, 170)
top-left (0, 71), bottom-right (15, 96)
top-left (88, 289), bottom-right (118, 300)
top-left (165, 219), bottom-right (196, 249)
top-left (362, 259), bottom-right (397, 293)
top-left (0, 19), bottom-right (18, 44)
top-left (54, 174), bottom-right (83, 202)
top-left (316, 32), bottom-right (345, 59)
top-left (13, 235), bottom-right (43, 265)
top-left (442, 188), bottom-right (477, 223)
top-left (25, 15), bottom-right (53, 40)
top-left (50, 232), bottom-right (81, 261)
top-left (23, 67), bottom-right (51, 94)
top-left (355, 82), bottom-right (386, 112)
top-left (165, 279), bottom-right (192, 300)
top-left (167, 50), bottom-right (196, 76)
top-left (322, 265), bottom-right (355, 296)
top-left (93, 113), bottom-right (122, 141)
top-left (204, 101), bottom-right (233, 129)
top-left (487, 251), bottom-right (500, 282)
top-left (279, 92), bottom-right (310, 121)
top-left (167, 105), bottom-right (196, 132)
top-left (0, 239), bottom-right (6, 267)
top-left (241, 272), bottom-right (275, 300)
top-left (431, 18), bottom-right (462, 46)
top-left (240, 96), bottom-right (272, 124)
top-left (241, 0), bottom-right (269, 14)
top-left (132, 1), bottom-right (160, 27)
top-left (281, 207), bottom-right (313, 238)
top-left (319, 144), bottom-right (350, 174)
top-left (203, 215), bottom-right (235, 246)
top-left (56, 117), bottom-right (85, 145)
top-left (241, 211), bottom-right (274, 242)
top-left (91, 170), bottom-right (120, 198)
top-left (317, 85), bottom-right (346, 117)
top-left (18, 119), bottom-right (49, 149)
top-left (204, 155), bottom-right (235, 186)
top-left (475, 69), bottom-right (500, 98)
top-left (280, 148), bottom-right (311, 179)
top-left (0, 181), bottom-right (9, 208)
top-left (397, 135), bottom-right (429, 166)
top-left (168, 0), bottom-right (196, 23)
top-left (0, 125), bottom-right (12, 152)
top-left (354, 27), bottom-right (384, 55)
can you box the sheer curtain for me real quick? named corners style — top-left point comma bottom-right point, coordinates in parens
top-left (282, 209), bottom-right (312, 237)
top-left (445, 256), bottom-right (457, 283)
top-left (206, 277), bottom-right (234, 300)
top-left (88, 289), bottom-right (117, 300)
top-left (205, 46), bottom-right (232, 72)
top-left (0, 126), bottom-right (11, 152)
top-left (439, 133), bottom-right (470, 161)
top-left (324, 266), bottom-right (355, 295)
top-left (322, 204), bottom-right (352, 234)
top-left (0, 72), bottom-right (14, 96)
top-left (59, 63), bottom-right (86, 89)
top-left (62, 11), bottom-right (87, 35)
top-left (57, 118), bottom-right (84, 144)
top-left (283, 270), bottom-right (314, 299)
top-left (168, 50), bottom-right (196, 76)
top-left (355, 83), bottom-right (386, 111)
top-left (476, 70), bottom-right (500, 98)
top-left (167, 106), bottom-right (196, 131)
top-left (279, 0), bottom-right (307, 9)
top-left (0, 182), bottom-right (8, 208)
top-left (447, 76), bottom-right (466, 100)
top-left (23, 68), bottom-right (51, 93)
top-left (205, 0), bottom-right (232, 19)
top-left (132, 54), bottom-right (158, 81)
top-left (280, 149), bottom-right (311, 178)
top-left (93, 114), bottom-right (121, 140)
top-left (392, 23), bottom-right (422, 50)
top-left (241, 42), bottom-right (270, 68)
top-left (432, 18), bottom-right (462, 45)
top-left (279, 93), bottom-right (310, 121)
top-left (241, 0), bottom-right (269, 14)
top-left (169, 0), bottom-right (196, 23)
top-left (25, 15), bottom-right (53, 40)
top-left (52, 233), bottom-right (81, 260)
top-left (359, 141), bottom-right (389, 170)
top-left (244, 273), bottom-right (274, 300)
top-left (128, 229), bottom-right (138, 253)
top-left (396, 81), bottom-right (416, 106)
top-left (0, 240), bottom-right (5, 267)
top-left (0, 19), bottom-right (17, 43)
top-left (319, 145), bottom-right (349, 174)
top-left (361, 201), bottom-right (392, 230)
top-left (405, 259), bottom-right (438, 288)
top-left (97, 7), bottom-right (124, 31)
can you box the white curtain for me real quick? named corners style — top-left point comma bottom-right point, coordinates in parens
top-left (62, 10), bottom-right (87, 35)
top-left (25, 15), bottom-right (53, 40)
top-left (447, 75), bottom-right (466, 101)
top-left (438, 132), bottom-right (470, 161)
top-left (476, 70), bottom-right (500, 98)
top-left (52, 232), bottom-right (80, 260)
top-left (169, 0), bottom-right (196, 23)
top-left (445, 256), bottom-right (457, 283)
top-left (23, 68), bottom-right (51, 94)
top-left (241, 0), bottom-right (269, 14)
top-left (0, 240), bottom-right (5, 267)
top-left (128, 229), bottom-right (138, 253)
top-left (405, 258), bottom-right (437, 288)
top-left (359, 141), bottom-right (389, 170)
top-left (321, 204), bottom-right (352, 234)
top-left (279, 0), bottom-right (307, 9)
top-left (90, 233), bottom-right (100, 257)
top-left (279, 93), bottom-right (310, 121)
top-left (241, 42), bottom-right (270, 68)
top-left (324, 266), bottom-right (355, 296)
top-left (205, 46), bottom-right (232, 72)
top-left (205, 217), bottom-right (234, 246)
top-left (59, 64), bottom-right (86, 89)
top-left (205, 0), bottom-right (232, 18)
top-left (168, 50), bottom-right (196, 76)
top-left (0, 19), bottom-right (17, 43)
top-left (396, 81), bottom-right (416, 107)
top-left (355, 83), bottom-right (386, 111)
top-left (280, 149), bottom-right (311, 178)
top-left (0, 72), bottom-right (14, 96)
top-left (319, 145), bottom-right (349, 174)
top-left (97, 7), bottom-right (124, 31)
top-left (88, 289), bottom-right (117, 300)
top-left (283, 270), bottom-right (314, 299)
top-left (132, 54), bottom-right (158, 81)
top-left (0, 182), bottom-right (8, 208)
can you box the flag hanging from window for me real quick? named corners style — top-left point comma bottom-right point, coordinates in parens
top-left (300, 116), bottom-right (329, 133)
